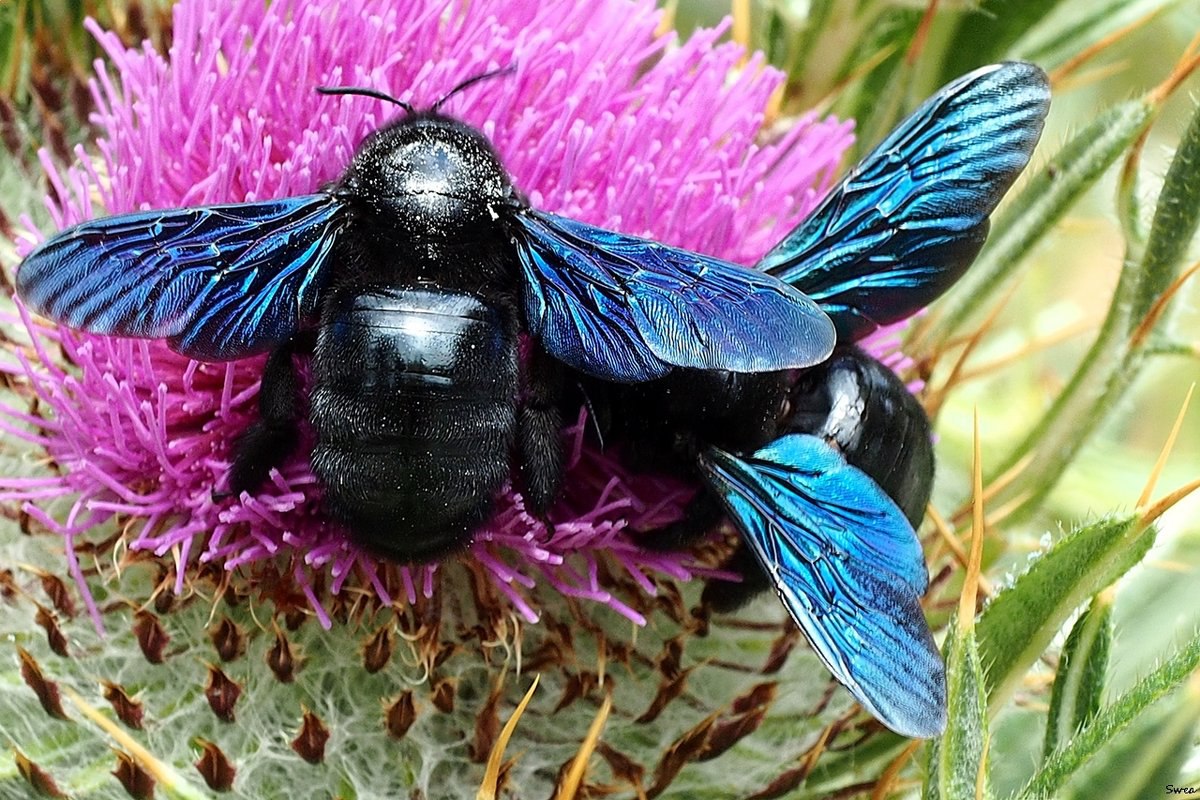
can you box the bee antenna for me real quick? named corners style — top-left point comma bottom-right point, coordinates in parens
top-left (430, 65), bottom-right (516, 112)
top-left (316, 85), bottom-right (416, 114)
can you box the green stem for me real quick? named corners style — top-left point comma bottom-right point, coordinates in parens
top-left (1017, 635), bottom-right (1200, 800)
top-left (987, 97), bottom-right (1200, 518)
top-left (920, 99), bottom-right (1155, 352)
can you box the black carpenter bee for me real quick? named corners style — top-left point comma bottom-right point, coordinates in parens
top-left (14, 71), bottom-right (836, 562)
top-left (14, 62), bottom-right (1050, 740)
top-left (582, 61), bottom-right (1050, 738)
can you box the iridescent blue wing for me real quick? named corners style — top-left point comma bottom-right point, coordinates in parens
top-left (700, 434), bottom-right (946, 738)
top-left (513, 211), bottom-right (836, 383)
top-left (759, 61), bottom-right (1050, 342)
top-left (16, 194), bottom-right (347, 360)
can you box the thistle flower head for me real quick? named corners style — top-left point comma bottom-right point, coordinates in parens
top-left (1, 0), bottom-right (856, 629)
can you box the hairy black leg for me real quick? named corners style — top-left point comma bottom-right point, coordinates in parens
top-left (225, 335), bottom-right (310, 496)
top-left (517, 346), bottom-right (565, 516)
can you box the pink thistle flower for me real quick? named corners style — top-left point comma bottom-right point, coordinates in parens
top-left (0, 0), bottom-right (858, 631)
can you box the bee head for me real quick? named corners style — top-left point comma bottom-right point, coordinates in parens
top-left (339, 114), bottom-right (517, 228)
top-left (321, 72), bottom-right (522, 245)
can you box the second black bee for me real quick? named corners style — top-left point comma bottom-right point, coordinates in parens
top-left (582, 61), bottom-right (1051, 739)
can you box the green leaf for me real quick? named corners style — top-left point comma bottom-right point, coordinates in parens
top-left (924, 616), bottom-right (991, 800)
top-left (975, 515), bottom-right (1155, 711)
top-left (1057, 685), bottom-right (1200, 800)
top-left (1016, 634), bottom-right (1200, 800)
top-left (1043, 592), bottom-right (1113, 758)
top-left (1132, 95), bottom-right (1200, 322)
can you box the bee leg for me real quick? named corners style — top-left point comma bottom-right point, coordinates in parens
top-left (517, 347), bottom-right (565, 518)
top-left (224, 335), bottom-right (310, 497)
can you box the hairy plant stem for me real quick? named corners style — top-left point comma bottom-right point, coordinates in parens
top-left (986, 98), bottom-right (1200, 520)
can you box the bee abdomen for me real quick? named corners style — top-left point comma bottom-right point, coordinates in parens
top-left (785, 347), bottom-right (934, 526)
top-left (310, 286), bottom-right (518, 559)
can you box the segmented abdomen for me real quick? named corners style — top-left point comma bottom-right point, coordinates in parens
top-left (310, 286), bottom-right (517, 560)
